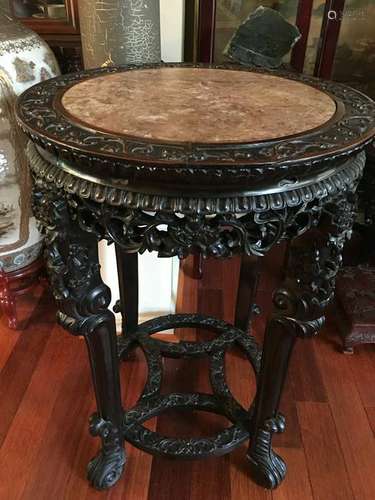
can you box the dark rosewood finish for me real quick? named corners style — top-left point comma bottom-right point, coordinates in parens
top-left (290, 0), bottom-right (314, 73)
top-left (16, 64), bottom-right (374, 491)
top-left (314, 0), bottom-right (346, 79)
top-left (114, 248), bottom-right (138, 336)
top-left (234, 255), bottom-right (260, 333)
top-left (197, 0), bottom-right (216, 63)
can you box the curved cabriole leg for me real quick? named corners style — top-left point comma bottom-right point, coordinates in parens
top-left (248, 191), bottom-right (357, 489)
top-left (33, 186), bottom-right (125, 490)
top-left (84, 319), bottom-right (125, 490)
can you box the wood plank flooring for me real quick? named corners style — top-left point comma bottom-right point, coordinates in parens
top-left (0, 255), bottom-right (374, 500)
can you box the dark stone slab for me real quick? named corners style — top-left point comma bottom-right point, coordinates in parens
top-left (224, 6), bottom-right (301, 68)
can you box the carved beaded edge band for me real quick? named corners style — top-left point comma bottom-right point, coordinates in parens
top-left (16, 63), bottom-right (375, 176)
top-left (27, 142), bottom-right (365, 216)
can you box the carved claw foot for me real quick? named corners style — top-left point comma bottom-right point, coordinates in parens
top-left (87, 448), bottom-right (126, 490)
top-left (247, 448), bottom-right (286, 489)
top-left (87, 413), bottom-right (126, 490)
top-left (247, 414), bottom-right (287, 489)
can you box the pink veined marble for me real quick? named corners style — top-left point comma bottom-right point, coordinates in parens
top-left (60, 67), bottom-right (337, 144)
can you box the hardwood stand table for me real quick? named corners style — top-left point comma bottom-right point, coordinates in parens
top-left (16, 64), bottom-right (375, 491)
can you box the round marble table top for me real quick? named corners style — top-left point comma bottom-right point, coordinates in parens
top-left (16, 64), bottom-right (375, 170)
top-left (60, 68), bottom-right (336, 144)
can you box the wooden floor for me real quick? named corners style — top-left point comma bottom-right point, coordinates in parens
top-left (0, 253), bottom-right (374, 500)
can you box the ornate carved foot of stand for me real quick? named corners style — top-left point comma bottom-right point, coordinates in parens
top-left (247, 413), bottom-right (286, 488)
top-left (87, 414), bottom-right (126, 490)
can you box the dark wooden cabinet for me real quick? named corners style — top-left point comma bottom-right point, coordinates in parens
top-left (185, 0), bottom-right (374, 98)
top-left (11, 0), bottom-right (79, 34)
top-left (11, 0), bottom-right (82, 73)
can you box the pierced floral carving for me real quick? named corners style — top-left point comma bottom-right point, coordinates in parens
top-left (28, 141), bottom-right (365, 260)
top-left (266, 187), bottom-right (358, 342)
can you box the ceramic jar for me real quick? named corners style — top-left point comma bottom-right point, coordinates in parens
top-left (0, 3), bottom-right (59, 272)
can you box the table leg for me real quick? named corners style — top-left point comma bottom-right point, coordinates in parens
top-left (248, 192), bottom-right (356, 489)
top-left (234, 254), bottom-right (260, 333)
top-left (33, 189), bottom-right (125, 490)
top-left (115, 246), bottom-right (138, 336)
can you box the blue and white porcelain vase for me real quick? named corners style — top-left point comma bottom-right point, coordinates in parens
top-left (0, 0), bottom-right (59, 272)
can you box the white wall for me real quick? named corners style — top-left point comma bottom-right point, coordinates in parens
top-left (100, 0), bottom-right (185, 320)
top-left (160, 0), bottom-right (185, 62)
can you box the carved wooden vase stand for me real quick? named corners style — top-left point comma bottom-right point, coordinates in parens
top-left (16, 64), bottom-right (375, 490)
